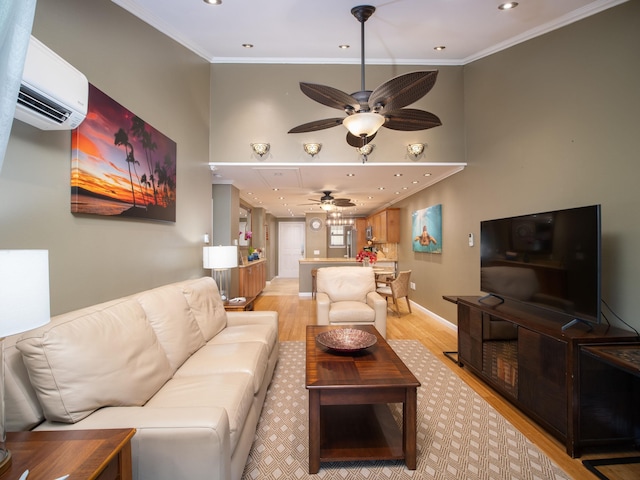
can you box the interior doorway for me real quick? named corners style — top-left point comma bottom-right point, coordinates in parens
top-left (278, 222), bottom-right (305, 277)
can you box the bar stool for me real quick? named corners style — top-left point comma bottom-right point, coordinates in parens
top-left (311, 268), bottom-right (318, 299)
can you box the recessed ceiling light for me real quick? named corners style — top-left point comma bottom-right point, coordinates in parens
top-left (424, 173), bottom-right (432, 177)
top-left (242, 43), bottom-right (254, 49)
top-left (394, 173), bottom-right (403, 177)
top-left (203, 0), bottom-right (221, 4)
top-left (377, 187), bottom-right (385, 190)
top-left (498, 2), bottom-right (518, 10)
top-left (346, 173), bottom-right (355, 177)
top-left (339, 45), bottom-right (350, 49)
top-left (412, 180), bottom-right (419, 184)
top-left (434, 46), bottom-right (446, 51)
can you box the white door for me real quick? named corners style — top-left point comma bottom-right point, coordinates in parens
top-left (278, 222), bottom-right (305, 278)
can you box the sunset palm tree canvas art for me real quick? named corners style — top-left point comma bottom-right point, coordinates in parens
top-left (71, 84), bottom-right (177, 221)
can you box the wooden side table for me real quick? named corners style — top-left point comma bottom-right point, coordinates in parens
top-left (224, 295), bottom-right (256, 311)
top-left (1, 428), bottom-right (135, 480)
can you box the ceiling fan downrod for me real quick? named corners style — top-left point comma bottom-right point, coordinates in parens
top-left (351, 5), bottom-right (376, 98)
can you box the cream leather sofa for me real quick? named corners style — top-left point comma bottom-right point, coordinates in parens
top-left (5, 277), bottom-right (278, 480)
top-left (316, 266), bottom-right (387, 337)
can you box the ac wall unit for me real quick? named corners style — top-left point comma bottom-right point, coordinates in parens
top-left (14, 36), bottom-right (88, 130)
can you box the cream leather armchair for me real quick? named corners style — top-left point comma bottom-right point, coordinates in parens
top-left (316, 266), bottom-right (387, 337)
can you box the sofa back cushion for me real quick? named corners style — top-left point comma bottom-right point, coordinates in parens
top-left (181, 277), bottom-right (228, 341)
top-left (136, 284), bottom-right (205, 372)
top-left (16, 298), bottom-right (172, 424)
top-left (317, 266), bottom-right (376, 303)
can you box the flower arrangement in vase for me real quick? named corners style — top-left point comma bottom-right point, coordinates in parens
top-left (356, 249), bottom-right (377, 267)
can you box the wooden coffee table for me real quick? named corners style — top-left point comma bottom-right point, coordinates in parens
top-left (305, 325), bottom-right (420, 473)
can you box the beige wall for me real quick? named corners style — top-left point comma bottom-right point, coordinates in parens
top-left (0, 0), bottom-right (212, 314)
top-left (394, 1), bottom-right (640, 329)
top-left (210, 63), bottom-right (465, 165)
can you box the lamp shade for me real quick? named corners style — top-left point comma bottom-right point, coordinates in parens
top-left (203, 246), bottom-right (238, 270)
top-left (0, 250), bottom-right (51, 337)
top-left (342, 112), bottom-right (385, 137)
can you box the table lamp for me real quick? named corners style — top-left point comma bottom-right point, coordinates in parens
top-left (0, 250), bottom-right (51, 474)
top-left (203, 245), bottom-right (238, 301)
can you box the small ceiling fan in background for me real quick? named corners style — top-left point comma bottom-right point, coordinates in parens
top-left (299, 191), bottom-right (356, 210)
top-left (288, 5), bottom-right (442, 148)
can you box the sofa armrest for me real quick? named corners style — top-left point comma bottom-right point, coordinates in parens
top-left (226, 311), bottom-right (278, 327)
top-left (35, 406), bottom-right (231, 480)
top-left (316, 292), bottom-right (331, 325)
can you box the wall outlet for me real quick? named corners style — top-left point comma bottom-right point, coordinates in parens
top-left (410, 282), bottom-right (416, 290)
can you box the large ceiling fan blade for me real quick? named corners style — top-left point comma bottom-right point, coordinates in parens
top-left (346, 131), bottom-right (377, 148)
top-left (299, 83), bottom-right (360, 112)
top-left (383, 108), bottom-right (442, 131)
top-left (369, 71), bottom-right (439, 114)
top-left (288, 118), bottom-right (344, 133)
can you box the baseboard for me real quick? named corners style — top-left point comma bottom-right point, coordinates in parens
top-left (409, 300), bottom-right (457, 332)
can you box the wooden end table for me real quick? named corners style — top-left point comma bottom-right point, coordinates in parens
top-left (1, 428), bottom-right (135, 480)
top-left (305, 325), bottom-right (420, 473)
top-left (224, 295), bottom-right (256, 311)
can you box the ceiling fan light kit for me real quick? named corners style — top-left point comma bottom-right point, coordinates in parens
top-left (343, 112), bottom-right (385, 138)
top-left (288, 5), bottom-right (442, 151)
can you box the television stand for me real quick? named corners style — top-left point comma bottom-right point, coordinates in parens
top-left (561, 317), bottom-right (593, 332)
top-left (444, 295), bottom-right (638, 457)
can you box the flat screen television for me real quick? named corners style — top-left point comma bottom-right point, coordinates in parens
top-left (480, 205), bottom-right (601, 329)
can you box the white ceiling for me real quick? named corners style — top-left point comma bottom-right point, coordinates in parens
top-left (112, 0), bottom-right (624, 65)
top-left (112, 0), bottom-right (625, 218)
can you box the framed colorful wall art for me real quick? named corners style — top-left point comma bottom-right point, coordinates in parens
top-left (412, 204), bottom-right (442, 253)
top-left (71, 84), bottom-right (177, 222)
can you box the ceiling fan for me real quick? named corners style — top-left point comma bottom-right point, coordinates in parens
top-left (300, 191), bottom-right (356, 209)
top-left (288, 5), bottom-right (442, 148)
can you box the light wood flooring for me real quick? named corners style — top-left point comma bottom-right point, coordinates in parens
top-left (254, 277), bottom-right (640, 480)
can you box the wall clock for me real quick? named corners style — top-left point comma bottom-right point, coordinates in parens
top-left (309, 217), bottom-right (323, 231)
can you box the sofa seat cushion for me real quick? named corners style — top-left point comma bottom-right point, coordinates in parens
top-left (16, 298), bottom-right (172, 424)
top-left (329, 301), bottom-right (375, 323)
top-left (181, 277), bottom-right (228, 341)
top-left (207, 324), bottom-right (277, 356)
top-left (145, 373), bottom-right (254, 453)
top-left (175, 342), bottom-right (269, 395)
top-left (136, 285), bottom-right (205, 373)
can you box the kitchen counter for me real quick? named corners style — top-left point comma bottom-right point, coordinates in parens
top-left (298, 258), bottom-right (397, 295)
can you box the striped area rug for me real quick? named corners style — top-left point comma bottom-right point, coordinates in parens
top-left (242, 340), bottom-right (571, 479)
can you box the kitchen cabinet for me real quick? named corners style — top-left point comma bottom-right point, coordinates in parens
top-left (366, 208), bottom-right (400, 243)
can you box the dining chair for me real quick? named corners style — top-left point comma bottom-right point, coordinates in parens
top-left (376, 270), bottom-right (412, 316)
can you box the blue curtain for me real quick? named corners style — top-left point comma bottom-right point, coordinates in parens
top-left (0, 0), bottom-right (37, 173)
